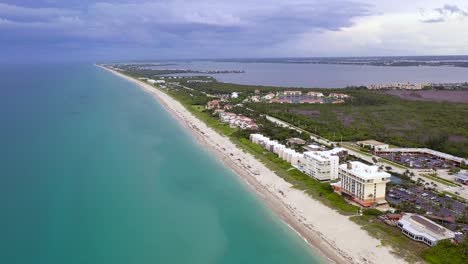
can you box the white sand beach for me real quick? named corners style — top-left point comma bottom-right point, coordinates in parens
top-left (100, 65), bottom-right (411, 264)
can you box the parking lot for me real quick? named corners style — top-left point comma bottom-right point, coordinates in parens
top-left (386, 186), bottom-right (467, 218)
top-left (378, 153), bottom-right (454, 169)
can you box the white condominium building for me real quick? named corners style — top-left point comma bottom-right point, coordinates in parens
top-left (337, 161), bottom-right (390, 206)
top-left (250, 134), bottom-right (304, 165)
top-left (303, 149), bottom-right (340, 181)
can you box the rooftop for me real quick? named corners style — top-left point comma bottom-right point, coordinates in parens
top-left (455, 173), bottom-right (468, 181)
top-left (398, 214), bottom-right (455, 241)
top-left (304, 149), bottom-right (341, 162)
top-left (339, 161), bottom-right (390, 180)
top-left (287, 137), bottom-right (306, 145)
top-left (357, 140), bottom-right (388, 146)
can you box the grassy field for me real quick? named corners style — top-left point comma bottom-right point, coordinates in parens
top-left (421, 239), bottom-right (468, 264)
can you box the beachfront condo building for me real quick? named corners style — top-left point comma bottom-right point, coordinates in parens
top-left (303, 150), bottom-right (340, 181)
top-left (250, 134), bottom-right (304, 165)
top-left (335, 161), bottom-right (390, 207)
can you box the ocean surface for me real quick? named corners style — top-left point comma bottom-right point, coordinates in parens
top-left (152, 61), bottom-right (468, 88)
top-left (0, 64), bottom-right (322, 264)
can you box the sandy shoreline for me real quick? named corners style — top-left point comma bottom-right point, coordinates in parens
top-left (99, 65), bottom-right (410, 264)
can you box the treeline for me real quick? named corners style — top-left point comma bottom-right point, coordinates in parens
top-left (183, 81), bottom-right (359, 95)
top-left (247, 99), bottom-right (468, 157)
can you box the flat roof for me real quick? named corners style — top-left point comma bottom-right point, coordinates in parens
top-left (455, 173), bottom-right (468, 180)
top-left (304, 149), bottom-right (340, 162)
top-left (357, 140), bottom-right (388, 146)
top-left (339, 161), bottom-right (390, 180)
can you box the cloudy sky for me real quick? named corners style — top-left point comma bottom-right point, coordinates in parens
top-left (1, 0), bottom-right (468, 62)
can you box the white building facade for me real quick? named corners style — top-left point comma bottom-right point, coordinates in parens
top-left (397, 214), bottom-right (455, 246)
top-left (336, 161), bottom-right (390, 206)
top-left (303, 150), bottom-right (340, 181)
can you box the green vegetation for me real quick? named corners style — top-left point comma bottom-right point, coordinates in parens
top-left (249, 91), bottom-right (468, 157)
top-left (341, 142), bottom-right (373, 156)
top-left (362, 208), bottom-right (384, 216)
top-left (126, 68), bottom-right (468, 158)
top-left (422, 238), bottom-right (468, 264)
top-left (117, 68), bottom-right (466, 262)
top-left (350, 215), bottom-right (426, 262)
top-left (148, 79), bottom-right (359, 214)
top-left (234, 138), bottom-right (359, 214)
top-left (421, 173), bottom-right (460, 187)
top-left (378, 158), bottom-right (408, 169)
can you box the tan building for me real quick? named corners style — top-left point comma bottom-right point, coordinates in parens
top-left (335, 161), bottom-right (390, 207)
top-left (357, 140), bottom-right (389, 151)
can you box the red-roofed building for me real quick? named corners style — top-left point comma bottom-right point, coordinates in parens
top-left (206, 99), bottom-right (221, 109)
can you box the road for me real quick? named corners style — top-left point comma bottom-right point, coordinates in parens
top-left (265, 115), bottom-right (468, 200)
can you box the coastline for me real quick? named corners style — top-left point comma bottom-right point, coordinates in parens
top-left (98, 65), bottom-right (410, 264)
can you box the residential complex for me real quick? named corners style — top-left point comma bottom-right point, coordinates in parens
top-left (206, 99), bottom-right (221, 109)
top-left (334, 161), bottom-right (391, 206)
top-left (329, 93), bottom-right (350, 99)
top-left (250, 134), bottom-right (304, 165)
top-left (283, 90), bottom-right (302, 96)
top-left (303, 149), bottom-right (341, 181)
top-left (147, 79), bottom-right (166, 85)
top-left (220, 112), bottom-right (258, 130)
top-left (367, 82), bottom-right (430, 90)
top-left (397, 214), bottom-right (455, 246)
top-left (307, 91), bottom-right (324, 97)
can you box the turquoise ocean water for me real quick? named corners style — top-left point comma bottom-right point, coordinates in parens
top-left (0, 64), bottom-right (322, 264)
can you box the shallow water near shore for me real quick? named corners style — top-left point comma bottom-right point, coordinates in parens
top-left (0, 64), bottom-right (323, 264)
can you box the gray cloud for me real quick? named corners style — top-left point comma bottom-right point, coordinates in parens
top-left (0, 0), bottom-right (373, 61)
top-left (421, 4), bottom-right (468, 23)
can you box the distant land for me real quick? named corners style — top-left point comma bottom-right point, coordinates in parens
top-left (212, 55), bottom-right (468, 67)
top-left (105, 56), bottom-right (468, 88)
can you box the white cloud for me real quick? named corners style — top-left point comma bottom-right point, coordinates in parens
top-left (2, 0), bottom-right (468, 60)
top-left (0, 3), bottom-right (78, 19)
top-left (281, 8), bottom-right (468, 56)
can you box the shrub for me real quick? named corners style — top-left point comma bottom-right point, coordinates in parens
top-left (362, 208), bottom-right (384, 216)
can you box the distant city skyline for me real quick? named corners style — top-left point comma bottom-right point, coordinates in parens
top-left (1, 1), bottom-right (468, 62)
